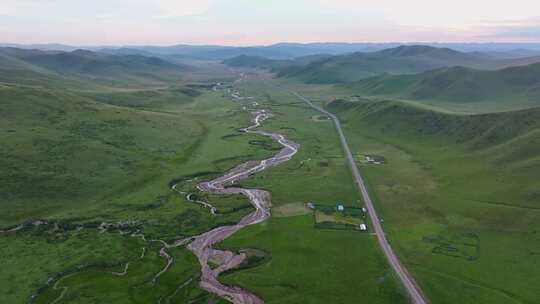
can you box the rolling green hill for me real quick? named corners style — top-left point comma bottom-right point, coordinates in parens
top-left (0, 84), bottom-right (202, 225)
top-left (0, 80), bottom-right (267, 303)
top-left (0, 47), bottom-right (191, 88)
top-left (326, 98), bottom-right (540, 304)
top-left (0, 67), bottom-right (411, 304)
top-left (343, 62), bottom-right (540, 105)
top-left (276, 45), bottom-right (540, 83)
top-left (328, 98), bottom-right (540, 152)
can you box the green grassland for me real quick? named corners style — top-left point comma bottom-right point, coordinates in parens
top-left (215, 77), bottom-right (407, 304)
top-left (0, 65), bottom-right (282, 302)
top-left (339, 62), bottom-right (540, 113)
top-left (0, 84), bottom-right (202, 225)
top-left (323, 98), bottom-right (540, 303)
top-left (0, 229), bottom-right (144, 302)
top-left (2, 65), bottom-right (406, 304)
top-left (32, 244), bottom-right (202, 304)
top-left (6, 53), bottom-right (540, 304)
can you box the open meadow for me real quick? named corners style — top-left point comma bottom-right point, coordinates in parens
top-left (215, 75), bottom-right (407, 304)
top-left (3, 46), bottom-right (540, 304)
top-left (2, 67), bottom-right (406, 304)
top-left (296, 91), bottom-right (540, 304)
top-left (0, 65), bottom-right (282, 303)
top-left (5, 1), bottom-right (540, 302)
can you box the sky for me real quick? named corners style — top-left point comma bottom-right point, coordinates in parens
top-left (1, 0), bottom-right (540, 45)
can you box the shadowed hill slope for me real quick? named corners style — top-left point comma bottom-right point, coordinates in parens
top-left (276, 45), bottom-right (540, 83)
top-left (343, 62), bottom-right (540, 105)
top-left (0, 84), bottom-right (202, 225)
top-left (327, 99), bottom-right (540, 151)
top-left (0, 47), bottom-right (191, 88)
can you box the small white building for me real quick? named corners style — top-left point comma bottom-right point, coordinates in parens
top-left (337, 205), bottom-right (344, 211)
top-left (362, 207), bottom-right (367, 213)
top-left (359, 224), bottom-right (367, 231)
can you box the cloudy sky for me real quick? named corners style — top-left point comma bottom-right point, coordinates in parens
top-left (1, 0), bottom-right (540, 45)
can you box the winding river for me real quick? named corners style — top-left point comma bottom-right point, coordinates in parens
top-left (184, 108), bottom-right (299, 303)
top-left (23, 106), bottom-right (298, 303)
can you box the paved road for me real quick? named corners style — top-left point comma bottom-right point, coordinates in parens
top-left (291, 92), bottom-right (429, 304)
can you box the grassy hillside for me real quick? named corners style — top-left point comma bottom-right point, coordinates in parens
top-left (83, 86), bottom-right (202, 109)
top-left (0, 47), bottom-right (191, 88)
top-left (344, 62), bottom-right (540, 106)
top-left (0, 79), bottom-right (279, 303)
top-left (327, 99), bottom-right (540, 303)
top-left (0, 70), bottom-right (408, 304)
top-left (278, 45), bottom-right (540, 83)
top-left (328, 99), bottom-right (540, 153)
top-left (0, 48), bottom-right (281, 302)
top-left (0, 84), bottom-right (202, 224)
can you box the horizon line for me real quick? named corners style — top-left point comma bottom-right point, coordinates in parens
top-left (3, 41), bottom-right (540, 48)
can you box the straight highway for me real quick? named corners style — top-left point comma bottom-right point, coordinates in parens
top-left (291, 91), bottom-right (429, 304)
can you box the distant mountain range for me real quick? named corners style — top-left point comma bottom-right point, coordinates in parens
top-left (97, 43), bottom-right (397, 60)
top-left (3, 42), bottom-right (540, 61)
top-left (0, 43), bottom-right (81, 52)
top-left (4, 43), bottom-right (540, 107)
top-left (222, 45), bottom-right (540, 84)
top-left (0, 47), bottom-right (190, 88)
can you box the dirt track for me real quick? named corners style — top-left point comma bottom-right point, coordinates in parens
top-left (186, 109), bottom-right (299, 303)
